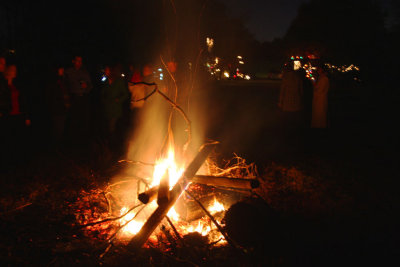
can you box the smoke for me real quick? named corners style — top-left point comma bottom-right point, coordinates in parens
top-left (117, 0), bottom-right (209, 185)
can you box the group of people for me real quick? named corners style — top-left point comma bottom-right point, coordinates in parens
top-left (48, 56), bottom-right (166, 147)
top-left (279, 63), bottom-right (330, 129)
top-left (0, 54), bottom-right (169, 158)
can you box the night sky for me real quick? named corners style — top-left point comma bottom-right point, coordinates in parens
top-left (221, 0), bottom-right (394, 42)
top-left (220, 0), bottom-right (306, 42)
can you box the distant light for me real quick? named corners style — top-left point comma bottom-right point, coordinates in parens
top-left (223, 71), bottom-right (230, 78)
top-left (239, 61), bottom-right (244, 64)
top-left (291, 56), bottom-right (294, 60)
top-left (101, 76), bottom-right (107, 82)
top-left (121, 73), bottom-right (125, 77)
top-left (293, 60), bottom-right (301, 70)
top-left (158, 68), bottom-right (162, 72)
top-left (237, 55), bottom-right (243, 59)
top-left (245, 75), bottom-right (251, 80)
top-left (206, 37), bottom-right (214, 52)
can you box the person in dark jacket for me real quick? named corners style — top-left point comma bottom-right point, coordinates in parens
top-left (101, 66), bottom-right (129, 135)
top-left (46, 66), bottom-right (70, 144)
top-left (0, 56), bottom-right (10, 118)
top-left (64, 56), bottom-right (92, 142)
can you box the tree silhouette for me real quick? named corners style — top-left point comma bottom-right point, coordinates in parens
top-left (284, 0), bottom-right (386, 70)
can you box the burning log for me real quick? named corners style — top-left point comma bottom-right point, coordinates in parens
top-left (138, 187), bottom-right (158, 204)
top-left (191, 175), bottom-right (259, 190)
top-left (157, 172), bottom-right (170, 206)
top-left (138, 175), bottom-right (259, 205)
top-left (127, 142), bottom-right (218, 250)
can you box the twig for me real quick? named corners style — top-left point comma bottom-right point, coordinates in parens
top-left (160, 55), bottom-right (178, 102)
top-left (157, 89), bottom-right (192, 150)
top-left (130, 81), bottom-right (192, 151)
top-left (0, 202), bottom-right (32, 216)
top-left (102, 192), bottom-right (112, 215)
top-left (165, 216), bottom-right (184, 246)
top-left (80, 203), bottom-right (143, 228)
top-left (118, 159), bottom-right (155, 166)
top-left (106, 204), bottom-right (147, 243)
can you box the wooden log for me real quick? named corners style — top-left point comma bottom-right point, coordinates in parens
top-left (191, 175), bottom-right (259, 190)
top-left (138, 175), bottom-right (259, 205)
top-left (138, 186), bottom-right (158, 204)
top-left (127, 142), bottom-right (218, 250)
top-left (157, 172), bottom-right (170, 205)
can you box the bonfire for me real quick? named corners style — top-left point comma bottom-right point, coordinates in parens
top-left (72, 78), bottom-right (260, 259)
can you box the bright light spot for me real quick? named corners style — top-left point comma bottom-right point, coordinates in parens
top-left (101, 76), bottom-right (107, 82)
top-left (294, 60), bottom-right (301, 70)
top-left (245, 75), bottom-right (251, 80)
top-left (206, 37), bottom-right (214, 51)
top-left (167, 207), bottom-right (180, 222)
top-left (150, 146), bottom-right (184, 189)
top-left (188, 221), bottom-right (211, 236)
top-left (119, 207), bottom-right (144, 236)
top-left (223, 71), bottom-right (230, 78)
top-left (237, 55), bottom-right (243, 59)
top-left (208, 198), bottom-right (225, 214)
top-left (239, 61), bottom-right (244, 65)
top-left (121, 73), bottom-right (125, 77)
top-left (122, 220), bottom-right (144, 235)
top-left (158, 68), bottom-right (163, 72)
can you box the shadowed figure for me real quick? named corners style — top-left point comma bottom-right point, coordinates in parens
top-left (311, 66), bottom-right (329, 129)
top-left (64, 56), bottom-right (93, 143)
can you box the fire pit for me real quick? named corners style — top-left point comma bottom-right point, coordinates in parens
top-left (73, 143), bottom-right (260, 258)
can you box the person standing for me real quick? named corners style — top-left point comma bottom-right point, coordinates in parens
top-left (2, 64), bottom-right (31, 165)
top-left (278, 62), bottom-right (304, 138)
top-left (311, 66), bottom-right (330, 128)
top-left (0, 56), bottom-right (10, 118)
top-left (46, 66), bottom-right (70, 145)
top-left (101, 66), bottom-right (129, 135)
top-left (65, 56), bottom-right (92, 142)
top-left (279, 63), bottom-right (303, 112)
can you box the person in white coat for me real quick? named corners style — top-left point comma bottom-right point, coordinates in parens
top-left (311, 66), bottom-right (329, 128)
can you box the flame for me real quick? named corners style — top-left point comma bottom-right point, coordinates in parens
top-left (187, 221), bottom-right (211, 236)
top-left (118, 146), bottom-right (183, 237)
top-left (112, 146), bottom-right (228, 244)
top-left (208, 198), bottom-right (225, 214)
top-left (150, 146), bottom-right (184, 188)
top-left (167, 207), bottom-right (180, 222)
top-left (119, 207), bottom-right (144, 236)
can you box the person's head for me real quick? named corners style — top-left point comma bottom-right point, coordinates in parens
top-left (0, 57), bottom-right (6, 73)
top-left (104, 66), bottom-right (111, 77)
top-left (142, 64), bottom-right (153, 77)
top-left (4, 64), bottom-right (17, 82)
top-left (167, 61), bottom-right (177, 73)
top-left (72, 56), bottom-right (83, 70)
top-left (57, 67), bottom-right (65, 77)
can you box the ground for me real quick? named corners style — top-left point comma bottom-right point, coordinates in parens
top-left (0, 79), bottom-right (398, 266)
